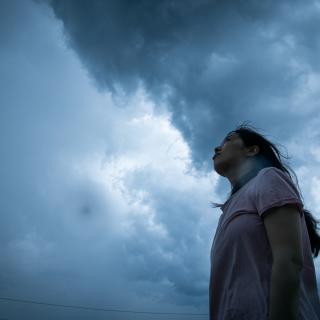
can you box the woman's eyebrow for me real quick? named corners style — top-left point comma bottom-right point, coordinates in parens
top-left (219, 137), bottom-right (228, 147)
top-left (221, 134), bottom-right (233, 144)
top-left (217, 132), bottom-right (236, 148)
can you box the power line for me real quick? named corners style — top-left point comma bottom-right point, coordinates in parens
top-left (0, 297), bottom-right (208, 316)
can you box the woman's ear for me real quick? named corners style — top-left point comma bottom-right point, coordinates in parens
top-left (246, 145), bottom-right (259, 156)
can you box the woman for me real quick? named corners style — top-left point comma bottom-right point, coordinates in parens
top-left (209, 122), bottom-right (320, 320)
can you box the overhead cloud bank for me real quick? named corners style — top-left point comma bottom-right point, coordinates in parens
top-left (1, 0), bottom-right (320, 319)
top-left (48, 0), bottom-right (320, 170)
top-left (1, 1), bottom-right (221, 318)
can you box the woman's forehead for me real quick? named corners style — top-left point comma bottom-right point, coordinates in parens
top-left (220, 131), bottom-right (238, 144)
top-left (226, 132), bottom-right (238, 139)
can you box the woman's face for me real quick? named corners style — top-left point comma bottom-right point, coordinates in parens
top-left (212, 132), bottom-right (248, 176)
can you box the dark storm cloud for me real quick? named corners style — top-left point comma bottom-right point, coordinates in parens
top-left (47, 0), bottom-right (320, 170)
top-left (0, 0), bottom-right (217, 317)
top-left (2, 0), bottom-right (320, 318)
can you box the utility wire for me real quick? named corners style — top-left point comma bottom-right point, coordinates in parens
top-left (0, 297), bottom-right (208, 316)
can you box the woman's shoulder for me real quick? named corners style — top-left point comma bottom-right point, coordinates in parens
top-left (256, 166), bottom-right (287, 180)
top-left (258, 166), bottom-right (278, 175)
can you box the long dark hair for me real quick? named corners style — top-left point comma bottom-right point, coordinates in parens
top-left (210, 121), bottom-right (320, 258)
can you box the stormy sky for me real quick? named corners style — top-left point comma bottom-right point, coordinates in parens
top-left (1, 0), bottom-right (320, 319)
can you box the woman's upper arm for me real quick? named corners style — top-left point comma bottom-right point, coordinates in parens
top-left (262, 203), bottom-right (304, 266)
top-left (252, 167), bottom-right (304, 265)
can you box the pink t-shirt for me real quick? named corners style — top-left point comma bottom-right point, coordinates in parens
top-left (209, 166), bottom-right (320, 320)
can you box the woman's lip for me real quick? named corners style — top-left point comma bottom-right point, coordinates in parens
top-left (213, 153), bottom-right (221, 160)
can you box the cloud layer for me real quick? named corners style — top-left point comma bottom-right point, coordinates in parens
top-left (0, 1), bottom-right (221, 318)
top-left (1, 0), bottom-right (320, 319)
top-left (48, 0), bottom-right (320, 170)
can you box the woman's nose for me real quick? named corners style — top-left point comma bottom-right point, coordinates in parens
top-left (214, 146), bottom-right (221, 154)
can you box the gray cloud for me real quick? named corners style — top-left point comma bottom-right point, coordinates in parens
top-left (0, 1), bottom-right (218, 318)
top-left (2, 0), bottom-right (320, 319)
top-left (48, 0), bottom-right (320, 171)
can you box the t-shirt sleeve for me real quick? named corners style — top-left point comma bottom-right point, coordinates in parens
top-left (253, 167), bottom-right (304, 218)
